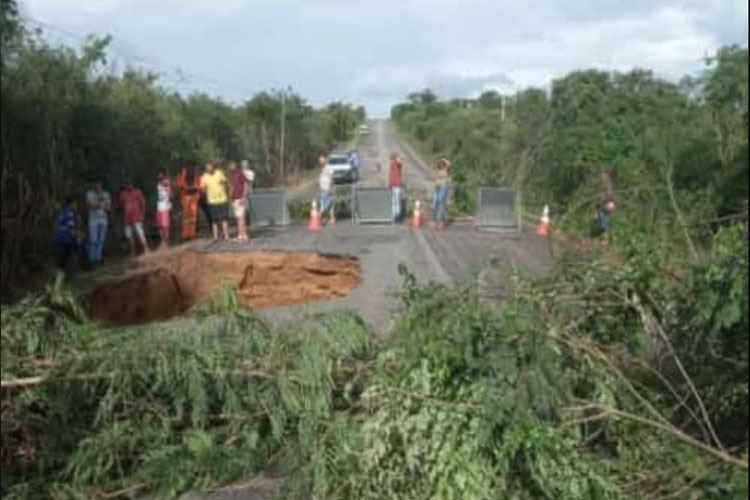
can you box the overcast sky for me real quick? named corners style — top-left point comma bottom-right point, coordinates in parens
top-left (20, 0), bottom-right (749, 117)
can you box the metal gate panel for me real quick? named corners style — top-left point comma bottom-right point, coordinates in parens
top-left (353, 187), bottom-right (393, 224)
top-left (249, 189), bottom-right (289, 227)
top-left (477, 188), bottom-right (521, 233)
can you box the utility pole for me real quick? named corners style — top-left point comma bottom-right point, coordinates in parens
top-left (279, 89), bottom-right (286, 180)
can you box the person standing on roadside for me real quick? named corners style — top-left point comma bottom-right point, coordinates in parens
top-left (349, 150), bottom-right (361, 182)
top-left (241, 160), bottom-right (255, 231)
top-left (156, 169), bottom-right (172, 250)
top-left (432, 158), bottom-right (452, 230)
top-left (318, 154), bottom-right (336, 225)
top-left (54, 197), bottom-right (89, 271)
top-left (119, 181), bottom-right (149, 256)
top-left (176, 164), bottom-right (201, 240)
top-left (597, 169), bottom-right (615, 243)
top-left (228, 161), bottom-right (249, 241)
top-left (85, 181), bottom-right (111, 265)
top-left (200, 161), bottom-right (230, 242)
top-left (389, 153), bottom-right (403, 221)
top-left (196, 164), bottom-right (212, 235)
top-left (241, 160), bottom-right (255, 194)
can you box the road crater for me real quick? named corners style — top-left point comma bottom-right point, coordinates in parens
top-left (89, 250), bottom-right (361, 325)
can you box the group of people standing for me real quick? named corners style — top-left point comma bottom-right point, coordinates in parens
top-left (315, 151), bottom-right (453, 227)
top-left (54, 160), bottom-right (256, 271)
top-left (176, 160), bottom-right (255, 243)
top-left (387, 153), bottom-right (452, 228)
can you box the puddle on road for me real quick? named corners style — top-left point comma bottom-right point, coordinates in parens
top-left (89, 251), bottom-right (361, 325)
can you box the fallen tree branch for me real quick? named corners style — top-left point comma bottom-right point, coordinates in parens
top-left (632, 358), bottom-right (712, 445)
top-left (1, 367), bottom-right (304, 391)
top-left (0, 376), bottom-right (46, 389)
top-left (98, 482), bottom-right (146, 500)
top-left (562, 410), bottom-right (613, 428)
top-left (630, 293), bottom-right (726, 452)
top-left (1, 372), bottom-right (110, 390)
top-left (574, 400), bottom-right (747, 470)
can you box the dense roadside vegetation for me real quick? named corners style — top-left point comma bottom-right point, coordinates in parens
top-left (2, 230), bottom-right (747, 499)
top-left (0, 1), bottom-right (364, 295)
top-left (1, 1), bottom-right (747, 499)
top-left (392, 47), bottom-right (748, 263)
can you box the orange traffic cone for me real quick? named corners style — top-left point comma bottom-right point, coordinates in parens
top-left (411, 200), bottom-right (423, 228)
top-left (309, 199), bottom-right (322, 231)
top-left (536, 205), bottom-right (550, 236)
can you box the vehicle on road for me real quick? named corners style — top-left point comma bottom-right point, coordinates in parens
top-left (359, 124), bottom-right (371, 136)
top-left (327, 152), bottom-right (359, 183)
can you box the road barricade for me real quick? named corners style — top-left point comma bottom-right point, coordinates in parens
top-left (476, 187), bottom-right (522, 235)
top-left (353, 186), bottom-right (393, 224)
top-left (249, 189), bottom-right (290, 227)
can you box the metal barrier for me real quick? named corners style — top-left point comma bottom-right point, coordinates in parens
top-left (249, 189), bottom-right (289, 227)
top-left (476, 187), bottom-right (522, 234)
top-left (353, 186), bottom-right (393, 224)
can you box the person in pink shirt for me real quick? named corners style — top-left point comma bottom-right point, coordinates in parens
top-left (118, 181), bottom-right (149, 256)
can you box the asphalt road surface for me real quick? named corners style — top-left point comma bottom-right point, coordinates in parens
top-left (170, 120), bottom-right (558, 500)
top-left (187, 120), bottom-right (556, 333)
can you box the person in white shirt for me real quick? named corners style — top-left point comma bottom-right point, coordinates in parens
top-left (85, 181), bottom-right (111, 265)
top-left (241, 159), bottom-right (255, 187)
top-left (318, 154), bottom-right (336, 225)
top-left (156, 169), bottom-right (172, 250)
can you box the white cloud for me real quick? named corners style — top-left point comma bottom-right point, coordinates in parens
top-left (20, 0), bottom-right (749, 117)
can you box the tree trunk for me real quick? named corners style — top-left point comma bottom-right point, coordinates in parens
top-left (261, 121), bottom-right (271, 174)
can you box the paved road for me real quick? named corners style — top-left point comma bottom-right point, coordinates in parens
top-left (171, 120), bottom-right (558, 500)
top-left (186, 120), bottom-right (556, 333)
top-left (288, 120), bottom-right (433, 203)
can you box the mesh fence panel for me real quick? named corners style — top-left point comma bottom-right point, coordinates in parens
top-left (249, 189), bottom-right (289, 227)
top-left (354, 187), bottom-right (393, 224)
top-left (477, 188), bottom-right (521, 231)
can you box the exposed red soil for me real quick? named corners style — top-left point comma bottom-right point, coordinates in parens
top-left (89, 251), bottom-right (361, 325)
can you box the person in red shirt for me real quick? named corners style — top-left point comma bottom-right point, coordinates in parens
top-left (389, 153), bottom-right (403, 221)
top-left (118, 181), bottom-right (149, 256)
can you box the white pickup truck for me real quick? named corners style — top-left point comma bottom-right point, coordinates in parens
top-left (327, 152), bottom-right (360, 183)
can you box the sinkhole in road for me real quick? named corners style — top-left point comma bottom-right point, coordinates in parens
top-left (89, 250), bottom-right (362, 325)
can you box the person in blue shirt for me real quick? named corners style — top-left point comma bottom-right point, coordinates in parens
top-left (348, 150), bottom-right (361, 182)
top-left (54, 197), bottom-right (89, 271)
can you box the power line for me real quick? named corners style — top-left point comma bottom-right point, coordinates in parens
top-left (18, 14), bottom-right (260, 102)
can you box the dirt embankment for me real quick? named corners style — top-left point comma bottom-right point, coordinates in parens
top-left (89, 251), bottom-right (361, 325)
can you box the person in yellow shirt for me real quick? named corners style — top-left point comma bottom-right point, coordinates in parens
top-left (200, 161), bottom-right (230, 241)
